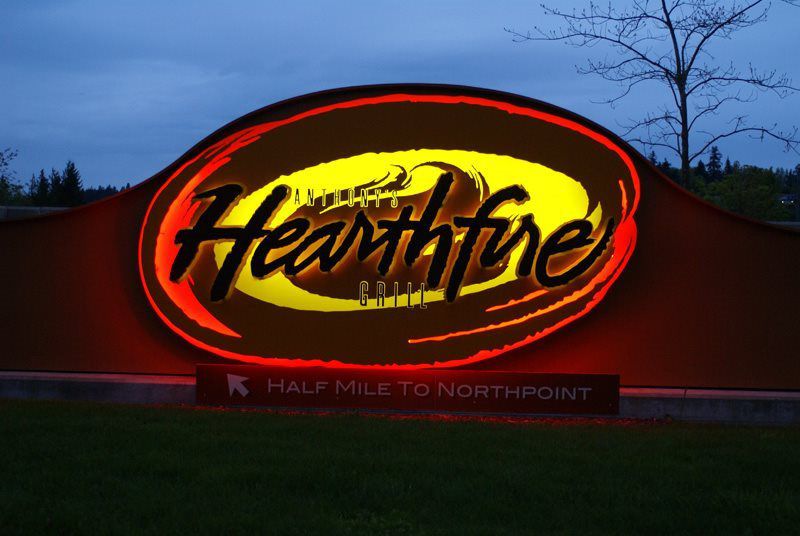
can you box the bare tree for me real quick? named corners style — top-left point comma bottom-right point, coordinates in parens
top-left (507, 0), bottom-right (799, 184)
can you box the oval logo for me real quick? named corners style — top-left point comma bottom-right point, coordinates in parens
top-left (139, 87), bottom-right (639, 368)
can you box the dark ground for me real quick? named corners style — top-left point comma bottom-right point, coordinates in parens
top-left (1, 399), bottom-right (799, 534)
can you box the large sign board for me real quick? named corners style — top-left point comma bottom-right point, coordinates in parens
top-left (1, 84), bottom-right (798, 390)
top-left (139, 93), bottom-right (638, 368)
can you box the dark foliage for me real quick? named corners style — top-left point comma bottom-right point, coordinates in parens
top-left (0, 148), bottom-right (25, 205)
top-left (2, 158), bottom-right (125, 208)
top-left (668, 146), bottom-right (800, 220)
top-left (1, 147), bottom-right (797, 221)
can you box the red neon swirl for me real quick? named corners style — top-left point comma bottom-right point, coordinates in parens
top-left (138, 92), bottom-right (641, 369)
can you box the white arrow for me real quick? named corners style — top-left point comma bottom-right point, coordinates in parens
top-left (227, 374), bottom-right (250, 397)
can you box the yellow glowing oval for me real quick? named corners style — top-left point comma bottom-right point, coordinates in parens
top-left (213, 149), bottom-right (601, 311)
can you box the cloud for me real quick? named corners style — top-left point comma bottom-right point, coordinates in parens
top-left (1, 0), bottom-right (798, 186)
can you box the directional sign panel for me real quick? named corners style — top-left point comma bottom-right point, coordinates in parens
top-left (196, 364), bottom-right (619, 415)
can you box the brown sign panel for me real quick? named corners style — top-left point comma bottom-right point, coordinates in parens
top-left (196, 365), bottom-right (620, 415)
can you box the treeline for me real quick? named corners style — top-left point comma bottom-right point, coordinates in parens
top-left (650, 146), bottom-right (798, 221)
top-left (1, 147), bottom-right (799, 221)
top-left (0, 151), bottom-right (128, 207)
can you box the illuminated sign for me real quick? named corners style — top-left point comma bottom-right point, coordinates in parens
top-left (139, 89), bottom-right (639, 368)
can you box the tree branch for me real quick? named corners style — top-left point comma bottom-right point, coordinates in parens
top-left (692, 116), bottom-right (800, 160)
top-left (507, 0), bottom-right (800, 181)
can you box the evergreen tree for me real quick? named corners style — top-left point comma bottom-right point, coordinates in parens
top-left (707, 146), bottom-right (723, 182)
top-left (61, 160), bottom-right (83, 206)
top-left (656, 158), bottom-right (682, 183)
top-left (695, 160), bottom-right (708, 180)
top-left (33, 169), bottom-right (49, 205)
top-left (26, 174), bottom-right (37, 203)
top-left (83, 184), bottom-right (119, 203)
top-left (724, 158), bottom-right (733, 176)
top-left (648, 151), bottom-right (658, 165)
top-left (48, 168), bottom-right (62, 205)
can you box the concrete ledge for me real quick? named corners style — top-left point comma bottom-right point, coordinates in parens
top-left (620, 387), bottom-right (800, 424)
top-left (1, 372), bottom-right (799, 424)
top-left (621, 387), bottom-right (800, 400)
top-left (0, 205), bottom-right (67, 220)
top-left (0, 371), bottom-right (195, 405)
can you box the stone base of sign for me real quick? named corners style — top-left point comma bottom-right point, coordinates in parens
top-left (0, 371), bottom-right (195, 405)
top-left (2, 371), bottom-right (799, 425)
top-left (619, 387), bottom-right (800, 425)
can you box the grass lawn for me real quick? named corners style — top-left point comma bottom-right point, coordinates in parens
top-left (1, 399), bottom-right (799, 534)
